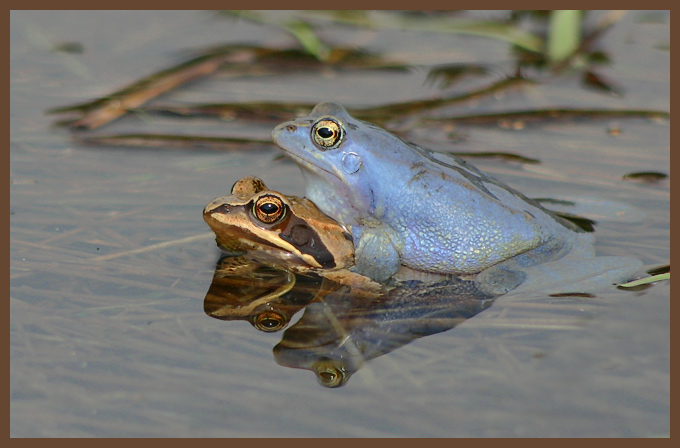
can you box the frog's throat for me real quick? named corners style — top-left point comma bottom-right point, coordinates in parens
top-left (279, 147), bottom-right (345, 184)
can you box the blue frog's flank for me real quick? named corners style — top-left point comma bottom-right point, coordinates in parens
top-left (271, 102), bottom-right (597, 285)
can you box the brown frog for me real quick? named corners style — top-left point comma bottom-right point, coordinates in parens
top-left (204, 176), bottom-right (379, 290)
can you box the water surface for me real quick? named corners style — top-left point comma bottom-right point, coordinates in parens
top-left (10, 10), bottom-right (669, 437)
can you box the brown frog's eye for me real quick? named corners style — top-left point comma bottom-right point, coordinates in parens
top-left (253, 311), bottom-right (288, 332)
top-left (253, 194), bottom-right (286, 224)
top-left (312, 118), bottom-right (344, 149)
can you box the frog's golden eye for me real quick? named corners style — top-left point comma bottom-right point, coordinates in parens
top-left (253, 194), bottom-right (286, 224)
top-left (253, 311), bottom-right (288, 332)
top-left (313, 360), bottom-right (348, 388)
top-left (312, 119), bottom-right (344, 149)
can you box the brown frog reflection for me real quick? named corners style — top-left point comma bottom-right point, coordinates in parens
top-left (204, 254), bottom-right (338, 332)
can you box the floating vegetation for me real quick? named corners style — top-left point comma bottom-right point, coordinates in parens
top-left (618, 273), bottom-right (670, 289)
top-left (622, 171), bottom-right (669, 184)
top-left (551, 213), bottom-right (596, 232)
top-left (74, 134), bottom-right (272, 150)
top-left (427, 108), bottom-right (670, 126)
top-left (47, 10), bottom-right (669, 157)
top-left (132, 101), bottom-right (319, 122)
top-left (352, 76), bottom-right (533, 125)
top-left (51, 42), bottom-right (84, 54)
top-left (581, 70), bottom-right (623, 95)
top-left (47, 47), bottom-right (239, 130)
top-left (47, 44), bottom-right (408, 131)
top-left (223, 10), bottom-right (545, 54)
top-left (549, 292), bottom-right (596, 298)
top-left (647, 264), bottom-right (671, 277)
top-left (617, 264), bottom-right (670, 289)
top-left (547, 10), bottom-right (583, 63)
top-left (424, 63), bottom-right (496, 89)
top-left (131, 75), bottom-right (535, 128)
top-left (450, 152), bottom-right (541, 164)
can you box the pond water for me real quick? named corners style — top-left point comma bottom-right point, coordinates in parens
top-left (10, 10), bottom-right (669, 437)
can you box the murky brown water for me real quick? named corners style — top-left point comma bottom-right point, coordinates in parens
top-left (11, 11), bottom-right (669, 437)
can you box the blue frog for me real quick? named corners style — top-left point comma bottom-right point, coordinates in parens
top-left (272, 102), bottom-right (637, 290)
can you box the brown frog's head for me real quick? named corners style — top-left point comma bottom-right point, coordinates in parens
top-left (204, 176), bottom-right (354, 272)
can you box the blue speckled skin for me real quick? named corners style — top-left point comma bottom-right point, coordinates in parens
top-left (272, 102), bottom-right (592, 282)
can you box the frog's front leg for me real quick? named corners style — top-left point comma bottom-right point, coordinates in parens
top-left (351, 226), bottom-right (401, 283)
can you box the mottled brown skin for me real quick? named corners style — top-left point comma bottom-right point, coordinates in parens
top-left (204, 176), bottom-right (355, 272)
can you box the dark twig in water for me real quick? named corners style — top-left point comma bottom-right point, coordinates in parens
top-left (73, 134), bottom-right (273, 149)
top-left (425, 108), bottom-right (670, 125)
top-left (133, 102), bottom-right (319, 122)
top-left (124, 75), bottom-right (531, 126)
top-left (47, 48), bottom-right (241, 130)
top-left (352, 76), bottom-right (533, 124)
top-left (47, 44), bottom-right (409, 131)
top-left (450, 152), bottom-right (541, 164)
top-left (622, 171), bottom-right (669, 184)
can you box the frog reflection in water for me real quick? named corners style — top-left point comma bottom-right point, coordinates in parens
top-left (203, 254), bottom-right (325, 333)
top-left (203, 251), bottom-right (496, 387)
top-left (272, 276), bottom-right (495, 388)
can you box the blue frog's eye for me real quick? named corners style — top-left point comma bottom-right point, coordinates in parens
top-left (312, 118), bottom-right (344, 150)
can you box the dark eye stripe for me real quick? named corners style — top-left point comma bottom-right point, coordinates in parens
top-left (279, 216), bottom-right (336, 269)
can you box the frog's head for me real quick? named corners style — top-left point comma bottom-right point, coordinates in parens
top-left (203, 176), bottom-right (354, 271)
top-left (271, 102), bottom-right (384, 225)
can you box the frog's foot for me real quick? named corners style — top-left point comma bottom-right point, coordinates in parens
top-left (353, 227), bottom-right (401, 283)
top-left (537, 196), bottom-right (646, 224)
top-left (504, 256), bottom-right (644, 297)
top-left (475, 255), bottom-right (643, 297)
top-left (473, 232), bottom-right (596, 296)
top-left (322, 270), bottom-right (384, 296)
top-left (390, 265), bottom-right (452, 286)
top-left (474, 265), bottom-right (528, 296)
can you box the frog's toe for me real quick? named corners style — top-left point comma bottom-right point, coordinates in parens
top-left (474, 265), bottom-right (527, 296)
top-left (505, 256), bottom-right (644, 297)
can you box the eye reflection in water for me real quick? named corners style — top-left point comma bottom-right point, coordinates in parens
top-left (204, 254), bottom-right (497, 388)
top-left (254, 312), bottom-right (288, 333)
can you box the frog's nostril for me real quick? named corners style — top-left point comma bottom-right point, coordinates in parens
top-left (212, 204), bottom-right (230, 214)
top-left (286, 124), bottom-right (297, 132)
